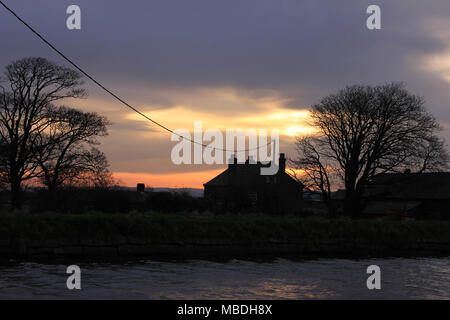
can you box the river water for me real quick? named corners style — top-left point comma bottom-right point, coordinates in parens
top-left (0, 257), bottom-right (449, 299)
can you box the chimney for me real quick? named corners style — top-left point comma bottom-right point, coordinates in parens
top-left (228, 154), bottom-right (237, 175)
top-left (279, 153), bottom-right (286, 173)
top-left (228, 155), bottom-right (237, 167)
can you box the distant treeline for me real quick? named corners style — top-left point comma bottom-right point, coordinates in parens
top-left (0, 188), bottom-right (206, 214)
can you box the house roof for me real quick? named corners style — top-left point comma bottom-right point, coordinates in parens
top-left (204, 164), bottom-right (264, 187)
top-left (365, 172), bottom-right (450, 200)
top-left (203, 170), bottom-right (229, 187)
top-left (203, 164), bottom-right (301, 187)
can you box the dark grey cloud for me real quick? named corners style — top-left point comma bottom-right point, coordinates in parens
top-left (2, 0), bottom-right (450, 177)
top-left (1, 1), bottom-right (449, 93)
top-left (2, 1), bottom-right (449, 96)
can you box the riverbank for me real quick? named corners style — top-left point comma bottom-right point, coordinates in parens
top-left (0, 212), bottom-right (449, 259)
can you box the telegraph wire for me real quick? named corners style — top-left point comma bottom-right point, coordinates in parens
top-left (0, 0), bottom-right (272, 153)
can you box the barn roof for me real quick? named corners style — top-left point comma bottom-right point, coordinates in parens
top-left (366, 172), bottom-right (450, 200)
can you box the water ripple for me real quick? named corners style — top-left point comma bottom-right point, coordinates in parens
top-left (0, 257), bottom-right (449, 299)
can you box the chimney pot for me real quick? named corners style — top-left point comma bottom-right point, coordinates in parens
top-left (279, 153), bottom-right (286, 173)
top-left (137, 183), bottom-right (145, 192)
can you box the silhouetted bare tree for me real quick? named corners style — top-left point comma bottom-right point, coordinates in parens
top-left (290, 136), bottom-right (340, 216)
top-left (35, 106), bottom-right (110, 191)
top-left (292, 83), bottom-right (449, 218)
top-left (72, 155), bottom-right (115, 189)
top-left (0, 141), bottom-right (7, 190)
top-left (0, 57), bottom-right (111, 208)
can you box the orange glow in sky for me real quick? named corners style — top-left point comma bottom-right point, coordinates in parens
top-left (71, 88), bottom-right (314, 189)
top-left (113, 169), bottom-right (225, 189)
top-left (126, 106), bottom-right (313, 137)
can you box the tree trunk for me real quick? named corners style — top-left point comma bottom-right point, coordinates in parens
top-left (47, 182), bottom-right (57, 193)
top-left (10, 179), bottom-right (22, 209)
top-left (45, 182), bottom-right (60, 211)
top-left (344, 190), bottom-right (361, 219)
top-left (327, 203), bottom-right (337, 218)
top-left (323, 194), bottom-right (337, 218)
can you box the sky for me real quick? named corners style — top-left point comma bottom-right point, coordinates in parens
top-left (1, 0), bottom-right (450, 188)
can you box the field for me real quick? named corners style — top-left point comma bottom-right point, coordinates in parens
top-left (0, 212), bottom-right (449, 259)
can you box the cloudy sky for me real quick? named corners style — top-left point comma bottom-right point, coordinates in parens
top-left (1, 0), bottom-right (450, 188)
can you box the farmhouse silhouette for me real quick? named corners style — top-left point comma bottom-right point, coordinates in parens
top-left (204, 153), bottom-right (303, 214)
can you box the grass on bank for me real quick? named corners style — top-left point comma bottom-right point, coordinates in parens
top-left (0, 211), bottom-right (449, 247)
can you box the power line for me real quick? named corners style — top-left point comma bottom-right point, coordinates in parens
top-left (0, 0), bottom-right (272, 153)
